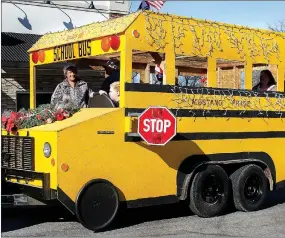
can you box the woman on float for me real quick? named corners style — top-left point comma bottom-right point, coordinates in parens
top-left (252, 70), bottom-right (277, 92)
top-left (50, 64), bottom-right (94, 109)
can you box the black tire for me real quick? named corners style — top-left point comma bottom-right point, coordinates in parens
top-left (230, 164), bottom-right (268, 212)
top-left (75, 179), bottom-right (119, 231)
top-left (189, 165), bottom-right (231, 217)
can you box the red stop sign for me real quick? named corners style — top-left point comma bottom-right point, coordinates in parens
top-left (138, 106), bottom-right (177, 146)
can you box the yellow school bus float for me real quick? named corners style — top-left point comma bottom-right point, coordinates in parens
top-left (2, 10), bottom-right (285, 231)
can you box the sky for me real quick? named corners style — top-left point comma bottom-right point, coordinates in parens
top-left (130, 1), bottom-right (285, 30)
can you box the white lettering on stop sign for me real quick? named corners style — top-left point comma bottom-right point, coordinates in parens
top-left (138, 106), bottom-right (177, 146)
top-left (143, 119), bottom-right (171, 133)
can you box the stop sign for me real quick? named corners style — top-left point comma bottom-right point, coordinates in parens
top-left (138, 106), bottom-right (177, 146)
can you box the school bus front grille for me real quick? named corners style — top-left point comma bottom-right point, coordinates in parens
top-left (1, 136), bottom-right (34, 171)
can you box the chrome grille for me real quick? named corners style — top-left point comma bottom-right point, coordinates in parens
top-left (1, 136), bottom-right (34, 170)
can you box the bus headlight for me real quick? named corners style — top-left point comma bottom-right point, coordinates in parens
top-left (43, 142), bottom-right (51, 158)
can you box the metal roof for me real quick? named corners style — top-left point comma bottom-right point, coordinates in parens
top-left (2, 32), bottom-right (42, 62)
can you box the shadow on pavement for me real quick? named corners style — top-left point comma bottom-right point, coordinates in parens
top-left (1, 186), bottom-right (285, 233)
top-left (1, 205), bottom-right (75, 233)
top-left (264, 186), bottom-right (285, 209)
top-left (110, 202), bottom-right (192, 231)
top-left (107, 186), bottom-right (285, 232)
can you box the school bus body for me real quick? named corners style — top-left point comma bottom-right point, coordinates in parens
top-left (2, 10), bottom-right (285, 230)
top-left (2, 89), bottom-right (285, 209)
top-left (57, 106), bottom-right (285, 205)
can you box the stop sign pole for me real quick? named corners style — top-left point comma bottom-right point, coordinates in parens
top-left (138, 106), bottom-right (177, 146)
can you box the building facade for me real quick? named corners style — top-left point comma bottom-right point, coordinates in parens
top-left (2, 0), bottom-right (130, 34)
top-left (1, 0), bottom-right (130, 112)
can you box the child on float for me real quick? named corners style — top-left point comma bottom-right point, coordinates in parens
top-left (109, 81), bottom-right (120, 107)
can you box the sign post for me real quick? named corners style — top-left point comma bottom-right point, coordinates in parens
top-left (138, 106), bottom-right (177, 146)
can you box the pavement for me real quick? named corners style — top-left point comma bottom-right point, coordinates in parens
top-left (2, 187), bottom-right (285, 237)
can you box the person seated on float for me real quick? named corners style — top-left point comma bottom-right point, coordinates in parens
top-left (109, 81), bottom-right (120, 107)
top-left (252, 69), bottom-right (277, 92)
top-left (155, 64), bottom-right (164, 84)
top-left (99, 59), bottom-right (120, 95)
top-left (50, 64), bottom-right (94, 109)
top-left (150, 52), bottom-right (165, 85)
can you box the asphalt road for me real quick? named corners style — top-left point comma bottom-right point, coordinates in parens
top-left (2, 187), bottom-right (285, 237)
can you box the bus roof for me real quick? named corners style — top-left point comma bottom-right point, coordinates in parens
top-left (28, 10), bottom-right (285, 53)
top-left (28, 11), bottom-right (141, 53)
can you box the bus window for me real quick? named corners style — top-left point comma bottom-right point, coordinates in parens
top-left (28, 62), bottom-right (105, 111)
top-left (132, 72), bottom-right (141, 83)
top-left (252, 64), bottom-right (278, 92)
top-left (216, 58), bottom-right (245, 89)
top-left (77, 52), bottom-right (121, 108)
top-left (131, 50), bottom-right (165, 84)
top-left (175, 55), bottom-right (208, 88)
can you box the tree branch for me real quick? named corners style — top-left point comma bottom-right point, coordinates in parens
top-left (268, 20), bottom-right (285, 32)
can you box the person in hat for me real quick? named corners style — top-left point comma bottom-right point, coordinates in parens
top-left (99, 59), bottom-right (120, 95)
top-left (50, 64), bottom-right (94, 109)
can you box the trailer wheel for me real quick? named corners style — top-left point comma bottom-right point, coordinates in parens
top-left (230, 164), bottom-right (268, 212)
top-left (189, 165), bottom-right (231, 217)
top-left (75, 179), bottom-right (119, 231)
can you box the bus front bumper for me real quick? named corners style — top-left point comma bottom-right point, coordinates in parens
top-left (2, 168), bottom-right (56, 202)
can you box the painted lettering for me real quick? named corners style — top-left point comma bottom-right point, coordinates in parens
top-left (53, 43), bottom-right (76, 62)
top-left (232, 99), bottom-right (251, 107)
top-left (190, 98), bottom-right (224, 107)
top-left (78, 40), bottom-right (92, 57)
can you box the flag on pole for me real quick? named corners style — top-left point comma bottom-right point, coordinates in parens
top-left (138, 0), bottom-right (150, 10)
top-left (138, 0), bottom-right (166, 11)
top-left (146, 0), bottom-right (166, 11)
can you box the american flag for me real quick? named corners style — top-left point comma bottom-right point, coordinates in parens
top-left (146, 0), bottom-right (166, 10)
